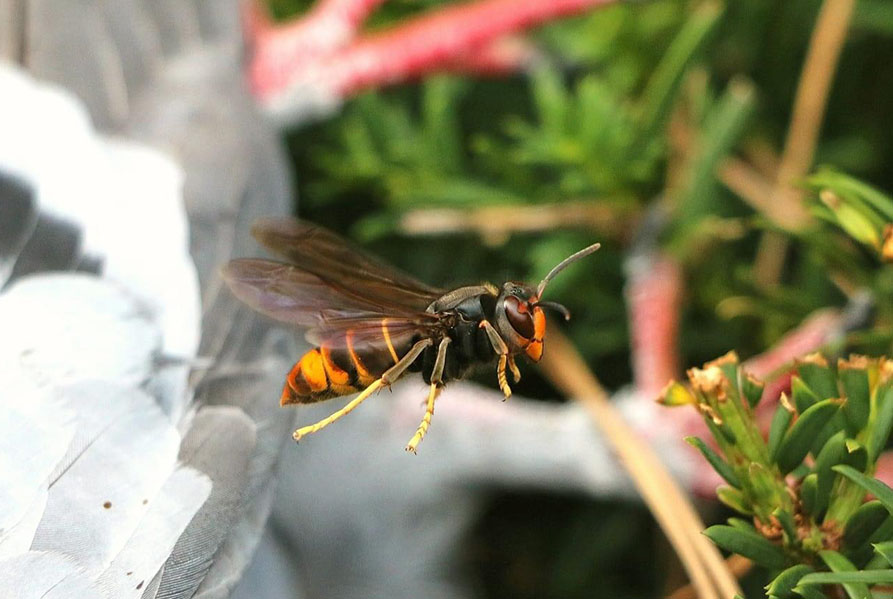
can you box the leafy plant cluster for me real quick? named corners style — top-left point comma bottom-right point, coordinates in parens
top-left (664, 352), bottom-right (893, 598)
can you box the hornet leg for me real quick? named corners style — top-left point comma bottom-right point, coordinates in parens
top-left (507, 354), bottom-right (521, 383)
top-left (293, 338), bottom-right (433, 442)
top-left (405, 337), bottom-right (451, 454)
top-left (479, 320), bottom-right (512, 400)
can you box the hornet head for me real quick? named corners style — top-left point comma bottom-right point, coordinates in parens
top-left (492, 242), bottom-right (601, 362)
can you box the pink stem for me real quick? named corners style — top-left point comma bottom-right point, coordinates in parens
top-left (250, 0), bottom-right (616, 103)
top-left (439, 36), bottom-right (540, 77)
top-left (245, 0), bottom-right (387, 95)
top-left (626, 254), bottom-right (684, 399)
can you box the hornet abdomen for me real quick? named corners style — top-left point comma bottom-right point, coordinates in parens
top-left (281, 320), bottom-right (415, 405)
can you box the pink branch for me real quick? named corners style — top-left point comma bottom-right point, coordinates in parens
top-left (246, 0), bottom-right (618, 118)
top-left (328, 0), bottom-right (613, 96)
top-left (439, 36), bottom-right (540, 77)
top-left (245, 0), bottom-right (386, 98)
top-left (626, 254), bottom-right (684, 399)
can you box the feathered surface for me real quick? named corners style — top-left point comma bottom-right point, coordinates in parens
top-left (0, 0), bottom-right (295, 589)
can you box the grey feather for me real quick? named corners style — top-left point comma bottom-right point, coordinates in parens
top-left (192, 482), bottom-right (277, 599)
top-left (0, 170), bottom-right (37, 287)
top-left (25, 0), bottom-right (129, 129)
top-left (153, 406), bottom-right (257, 599)
top-left (8, 214), bottom-right (82, 281)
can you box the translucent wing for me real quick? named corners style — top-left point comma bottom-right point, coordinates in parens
top-left (250, 218), bottom-right (443, 311)
top-left (222, 258), bottom-right (443, 348)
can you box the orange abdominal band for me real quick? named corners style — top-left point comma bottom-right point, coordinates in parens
top-left (322, 345), bottom-right (356, 395)
top-left (346, 330), bottom-right (377, 387)
top-left (281, 348), bottom-right (329, 405)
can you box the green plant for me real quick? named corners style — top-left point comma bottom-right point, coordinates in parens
top-left (662, 351), bottom-right (893, 598)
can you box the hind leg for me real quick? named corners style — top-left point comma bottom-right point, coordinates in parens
top-left (293, 338), bottom-right (432, 442)
top-left (405, 337), bottom-right (451, 454)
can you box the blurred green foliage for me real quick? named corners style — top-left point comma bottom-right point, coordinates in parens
top-left (270, 0), bottom-right (893, 595)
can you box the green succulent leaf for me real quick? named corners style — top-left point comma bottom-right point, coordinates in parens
top-left (766, 565), bottom-right (815, 599)
top-left (776, 399), bottom-right (844, 474)
top-left (798, 362), bottom-right (840, 401)
top-left (718, 486), bottom-right (752, 515)
top-left (844, 440), bottom-right (869, 472)
top-left (817, 550), bottom-right (872, 599)
top-left (727, 517), bottom-right (756, 532)
top-left (685, 436), bottom-right (740, 487)
top-left (840, 367), bottom-right (871, 434)
top-left (801, 473), bottom-right (819, 518)
top-left (800, 567), bottom-right (893, 586)
top-left (773, 508), bottom-right (798, 544)
top-left (815, 432), bottom-right (848, 516)
top-left (833, 465), bottom-right (893, 515)
top-left (844, 500), bottom-right (889, 550)
top-left (791, 584), bottom-right (827, 599)
top-left (792, 376), bottom-right (821, 413)
top-left (869, 386), bottom-right (893, 462)
top-left (703, 525), bottom-right (786, 570)
top-left (873, 541), bottom-right (893, 567)
top-left (768, 401), bottom-right (795, 463)
top-left (741, 372), bottom-right (765, 409)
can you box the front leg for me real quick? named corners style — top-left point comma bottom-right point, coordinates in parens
top-left (405, 336), bottom-right (451, 454)
top-left (507, 354), bottom-right (521, 383)
top-left (479, 320), bottom-right (512, 400)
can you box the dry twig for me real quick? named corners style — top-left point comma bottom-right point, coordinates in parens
top-left (398, 201), bottom-right (637, 244)
top-left (539, 330), bottom-right (743, 599)
top-left (754, 0), bottom-right (856, 287)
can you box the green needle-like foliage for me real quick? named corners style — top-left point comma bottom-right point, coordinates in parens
top-left (662, 353), bottom-right (893, 597)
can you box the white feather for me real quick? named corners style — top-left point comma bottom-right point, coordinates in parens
top-left (0, 488), bottom-right (46, 560)
top-left (0, 274), bottom-right (161, 389)
top-left (0, 380), bottom-right (74, 541)
top-left (31, 388), bottom-right (180, 578)
top-left (48, 381), bottom-right (140, 483)
top-left (96, 466), bottom-right (211, 599)
top-left (0, 551), bottom-right (103, 599)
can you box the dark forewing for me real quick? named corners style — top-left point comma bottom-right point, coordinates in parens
top-left (222, 258), bottom-right (443, 348)
top-left (250, 217), bottom-right (443, 310)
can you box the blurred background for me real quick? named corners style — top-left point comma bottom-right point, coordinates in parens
top-left (2, 0), bottom-right (892, 597)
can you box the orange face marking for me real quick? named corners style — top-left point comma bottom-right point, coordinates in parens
top-left (532, 306), bottom-right (546, 340)
top-left (298, 348), bottom-right (329, 392)
top-left (524, 306), bottom-right (546, 362)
